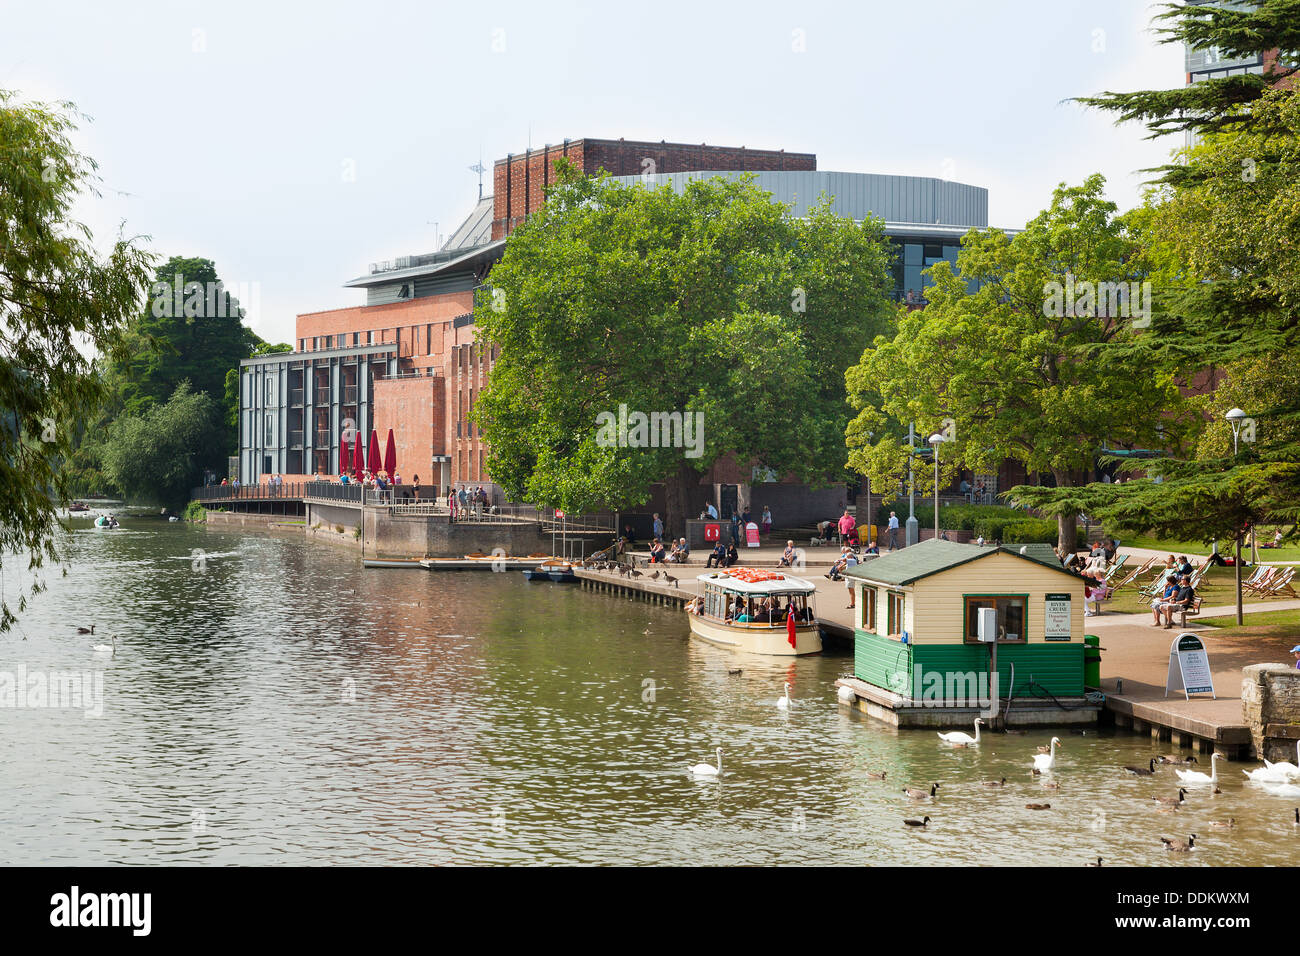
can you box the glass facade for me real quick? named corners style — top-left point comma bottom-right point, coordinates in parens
top-left (888, 237), bottom-right (968, 302)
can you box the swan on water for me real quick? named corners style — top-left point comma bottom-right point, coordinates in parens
top-left (1033, 737), bottom-right (1062, 771)
top-left (1244, 742), bottom-right (1300, 783)
top-left (92, 635), bottom-right (116, 657)
top-left (1175, 752), bottom-right (1222, 785)
top-left (691, 748), bottom-right (722, 777)
top-left (776, 683), bottom-right (791, 710)
top-left (937, 717), bottom-right (983, 746)
top-left (1265, 782), bottom-right (1300, 798)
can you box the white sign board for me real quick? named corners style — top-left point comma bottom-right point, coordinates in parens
top-left (1165, 632), bottom-right (1216, 699)
top-left (1044, 592), bottom-right (1072, 642)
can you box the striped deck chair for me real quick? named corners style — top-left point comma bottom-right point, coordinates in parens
top-left (1112, 556), bottom-right (1154, 591)
top-left (1259, 567), bottom-right (1297, 598)
top-left (1102, 553), bottom-right (1129, 582)
top-left (1186, 559), bottom-right (1213, 592)
top-left (1243, 565), bottom-right (1278, 594)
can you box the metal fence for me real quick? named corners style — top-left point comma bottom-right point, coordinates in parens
top-left (192, 482), bottom-right (312, 502)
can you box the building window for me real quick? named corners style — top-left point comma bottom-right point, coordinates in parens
top-left (299, 338), bottom-right (305, 352)
top-left (264, 413), bottom-right (274, 446)
top-left (964, 596), bottom-right (1027, 644)
top-left (887, 591), bottom-right (905, 637)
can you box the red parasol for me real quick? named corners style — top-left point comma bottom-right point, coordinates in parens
top-left (383, 428), bottom-right (396, 478)
top-left (367, 430), bottom-right (381, 474)
top-left (352, 435), bottom-right (365, 476)
top-left (339, 437), bottom-right (350, 476)
top-left (787, 606), bottom-right (797, 649)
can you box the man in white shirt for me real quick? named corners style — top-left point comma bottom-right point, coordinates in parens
top-left (706, 502), bottom-right (718, 520)
top-left (888, 512), bottom-right (900, 550)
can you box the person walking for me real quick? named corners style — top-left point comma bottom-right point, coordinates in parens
top-left (412, 474), bottom-right (420, 502)
top-left (844, 550), bottom-right (859, 609)
top-left (761, 505), bottom-right (772, 536)
top-left (838, 508), bottom-right (856, 545)
top-left (888, 511), bottom-right (900, 550)
top-left (653, 513), bottom-right (664, 541)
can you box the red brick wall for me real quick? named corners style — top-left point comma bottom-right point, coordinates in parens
top-left (491, 137), bottom-right (815, 239)
top-left (372, 376), bottom-right (445, 482)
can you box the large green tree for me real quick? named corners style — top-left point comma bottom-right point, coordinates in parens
top-left (473, 162), bottom-right (896, 531)
top-left (0, 90), bottom-right (154, 631)
top-left (100, 382), bottom-right (223, 506)
top-left (846, 175), bottom-right (1192, 548)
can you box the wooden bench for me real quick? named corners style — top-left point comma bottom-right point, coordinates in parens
top-left (1177, 595), bottom-right (1204, 628)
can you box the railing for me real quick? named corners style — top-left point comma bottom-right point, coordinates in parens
top-left (314, 388), bottom-right (331, 405)
top-left (303, 481), bottom-right (364, 503)
top-left (289, 430), bottom-right (304, 448)
top-left (540, 514), bottom-right (617, 534)
top-left (289, 387), bottom-right (304, 406)
top-left (314, 429), bottom-right (331, 447)
top-left (342, 384), bottom-right (357, 405)
top-left (192, 482), bottom-right (311, 502)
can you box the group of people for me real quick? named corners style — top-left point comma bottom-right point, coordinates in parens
top-left (722, 594), bottom-right (811, 625)
top-left (449, 485), bottom-right (492, 520)
top-left (706, 539), bottom-right (740, 568)
top-left (648, 537), bottom-right (691, 564)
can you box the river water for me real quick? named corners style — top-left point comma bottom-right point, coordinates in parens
top-left (1, 515), bottom-right (1296, 866)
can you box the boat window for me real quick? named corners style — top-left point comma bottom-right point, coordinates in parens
top-left (963, 596), bottom-right (1027, 643)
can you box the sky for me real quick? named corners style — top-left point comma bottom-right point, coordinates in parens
top-left (1, 0), bottom-right (1186, 346)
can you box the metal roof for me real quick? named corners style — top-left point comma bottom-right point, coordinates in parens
top-left (343, 239), bottom-right (505, 289)
top-left (239, 342), bottom-right (396, 368)
top-left (845, 538), bottom-right (1076, 587)
top-left (443, 195), bottom-right (495, 252)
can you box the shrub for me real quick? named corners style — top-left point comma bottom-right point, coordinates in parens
top-left (183, 500), bottom-right (206, 523)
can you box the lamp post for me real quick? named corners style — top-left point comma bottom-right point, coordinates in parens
top-left (929, 432), bottom-right (946, 539)
top-left (1226, 407), bottom-right (1246, 626)
top-left (906, 422), bottom-right (919, 547)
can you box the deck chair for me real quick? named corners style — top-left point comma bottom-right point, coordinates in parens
top-left (1259, 567), bottom-right (1296, 598)
top-left (1102, 554), bottom-right (1129, 582)
top-left (1243, 565), bottom-right (1277, 594)
top-left (1186, 558), bottom-right (1212, 591)
top-left (1112, 556), bottom-right (1154, 591)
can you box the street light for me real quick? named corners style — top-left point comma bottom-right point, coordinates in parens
top-left (1226, 408), bottom-right (1247, 625)
top-left (928, 432), bottom-right (947, 539)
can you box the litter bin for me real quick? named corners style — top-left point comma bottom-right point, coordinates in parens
top-left (1083, 634), bottom-right (1102, 689)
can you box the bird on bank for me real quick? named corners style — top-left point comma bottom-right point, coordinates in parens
top-left (75, 624), bottom-right (95, 635)
top-left (904, 783), bottom-right (940, 800)
top-left (1161, 834), bottom-right (1196, 852)
top-left (1033, 738), bottom-right (1062, 771)
top-left (938, 717), bottom-right (984, 746)
top-left (690, 748), bottom-right (722, 778)
top-left (903, 816), bottom-right (931, 828)
top-left (663, 574), bottom-right (678, 588)
top-left (1125, 759), bottom-right (1158, 776)
top-left (1153, 789), bottom-right (1188, 808)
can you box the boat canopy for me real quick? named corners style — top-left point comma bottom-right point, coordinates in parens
top-left (697, 568), bottom-right (817, 595)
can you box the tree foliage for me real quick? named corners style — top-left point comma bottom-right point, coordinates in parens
top-left (0, 90), bottom-right (154, 631)
top-left (100, 382), bottom-right (223, 506)
top-left (473, 163), bottom-right (896, 530)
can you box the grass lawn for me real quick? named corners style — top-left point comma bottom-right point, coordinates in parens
top-left (1120, 530), bottom-right (1300, 564)
top-left (1102, 565), bottom-right (1297, 616)
top-left (1201, 608), bottom-right (1300, 630)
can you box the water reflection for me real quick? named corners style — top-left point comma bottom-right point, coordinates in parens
top-left (0, 517), bottom-right (1296, 865)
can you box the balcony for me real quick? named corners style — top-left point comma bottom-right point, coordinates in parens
top-left (314, 429), bottom-right (331, 447)
top-left (342, 384), bottom-right (358, 405)
top-left (289, 430), bottom-right (304, 448)
top-left (289, 387), bottom-right (304, 406)
top-left (314, 387), bottom-right (331, 405)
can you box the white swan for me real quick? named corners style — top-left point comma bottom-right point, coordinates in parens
top-left (938, 717), bottom-right (983, 746)
top-left (1175, 752), bottom-right (1222, 785)
top-left (1243, 742), bottom-right (1300, 782)
top-left (92, 635), bottom-right (116, 657)
top-left (691, 748), bottom-right (722, 777)
top-left (1032, 737), bottom-right (1062, 771)
top-left (776, 683), bottom-right (791, 710)
top-left (1265, 782), bottom-right (1300, 798)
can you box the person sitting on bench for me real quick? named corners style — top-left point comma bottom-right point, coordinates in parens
top-left (1161, 574), bottom-right (1196, 629)
top-left (778, 541), bottom-right (797, 567)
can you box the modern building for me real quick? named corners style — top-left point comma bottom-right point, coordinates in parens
top-left (237, 137), bottom-right (1006, 508)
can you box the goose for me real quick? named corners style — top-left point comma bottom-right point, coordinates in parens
top-left (937, 718), bottom-right (983, 746)
top-left (1124, 759), bottom-right (1158, 776)
top-left (91, 635), bottom-right (116, 657)
top-left (981, 777), bottom-right (1007, 788)
top-left (866, 769), bottom-right (887, 780)
top-left (1086, 857), bottom-right (1103, 867)
top-left (1153, 788), bottom-right (1188, 808)
top-left (1175, 752), bottom-right (1222, 785)
top-left (1293, 808), bottom-right (1299, 826)
top-left (1032, 737), bottom-right (1062, 771)
top-left (663, 574), bottom-right (678, 588)
top-left (1162, 834), bottom-right (1196, 852)
top-left (690, 748), bottom-right (722, 777)
top-left (1025, 803), bottom-right (1051, 810)
top-left (1265, 781), bottom-right (1300, 798)
top-left (1207, 818), bottom-right (1235, 829)
top-left (837, 684), bottom-right (856, 704)
top-left (75, 624), bottom-right (95, 635)
top-left (728, 668), bottom-right (743, 676)
top-left (904, 783), bottom-right (940, 800)
top-left (903, 816), bottom-right (931, 828)
top-left (776, 683), bottom-right (792, 710)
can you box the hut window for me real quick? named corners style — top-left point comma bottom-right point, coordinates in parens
top-left (887, 592), bottom-right (905, 637)
top-left (861, 587), bottom-right (877, 632)
top-left (963, 596), bottom-right (1027, 643)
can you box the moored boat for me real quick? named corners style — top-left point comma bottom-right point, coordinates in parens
top-left (687, 568), bottom-right (822, 656)
top-left (524, 559), bottom-right (575, 582)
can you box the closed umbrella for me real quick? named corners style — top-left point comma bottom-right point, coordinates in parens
top-left (384, 428), bottom-right (396, 478)
top-left (339, 438), bottom-right (349, 476)
top-left (352, 435), bottom-right (365, 476)
top-left (367, 430), bottom-right (381, 474)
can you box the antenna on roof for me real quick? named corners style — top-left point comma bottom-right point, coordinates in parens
top-left (469, 146), bottom-right (486, 200)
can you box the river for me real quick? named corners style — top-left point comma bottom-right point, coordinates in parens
top-left (1, 514), bottom-right (1295, 865)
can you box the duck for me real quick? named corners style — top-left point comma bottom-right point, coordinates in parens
top-left (1041, 780), bottom-right (1061, 790)
top-left (1025, 803), bottom-right (1051, 810)
top-left (776, 682), bottom-right (792, 710)
top-left (1158, 754), bottom-right (1198, 765)
top-left (75, 624), bottom-right (95, 635)
top-left (1207, 818), bottom-right (1236, 829)
top-left (904, 783), bottom-right (940, 800)
top-left (1153, 788), bottom-right (1188, 808)
top-left (1175, 752), bottom-right (1222, 785)
top-left (1086, 857), bottom-right (1103, 867)
top-left (690, 748), bottom-right (722, 777)
top-left (866, 769), bottom-right (887, 780)
top-left (1124, 759), bottom-right (1158, 776)
top-left (1032, 737), bottom-right (1062, 772)
top-left (937, 717), bottom-right (984, 746)
top-left (903, 816), bottom-right (931, 828)
top-left (1161, 834), bottom-right (1196, 852)
top-left (728, 668), bottom-right (743, 676)
top-left (981, 777), bottom-right (1007, 788)
top-left (91, 635), bottom-right (116, 657)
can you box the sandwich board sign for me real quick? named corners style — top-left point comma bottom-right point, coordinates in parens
top-left (1165, 632), bottom-right (1216, 700)
top-left (745, 522), bottom-right (760, 547)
